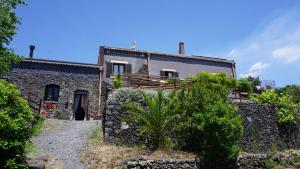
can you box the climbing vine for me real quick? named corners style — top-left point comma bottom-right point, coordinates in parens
top-left (251, 90), bottom-right (299, 124)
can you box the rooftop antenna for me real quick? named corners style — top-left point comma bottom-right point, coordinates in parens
top-left (130, 41), bottom-right (136, 49)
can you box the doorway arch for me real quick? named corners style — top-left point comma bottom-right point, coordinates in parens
top-left (73, 90), bottom-right (89, 120)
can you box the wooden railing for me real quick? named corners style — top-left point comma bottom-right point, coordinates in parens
top-left (27, 93), bottom-right (43, 115)
top-left (122, 73), bottom-right (186, 89)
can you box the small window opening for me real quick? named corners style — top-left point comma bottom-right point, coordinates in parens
top-left (44, 84), bottom-right (60, 102)
top-left (164, 71), bottom-right (174, 78)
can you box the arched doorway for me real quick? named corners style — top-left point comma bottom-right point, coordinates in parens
top-left (73, 90), bottom-right (88, 120)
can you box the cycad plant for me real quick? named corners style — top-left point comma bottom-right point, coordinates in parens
top-left (123, 89), bottom-right (177, 149)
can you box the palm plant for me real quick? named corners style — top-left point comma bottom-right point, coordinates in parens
top-left (123, 89), bottom-right (177, 149)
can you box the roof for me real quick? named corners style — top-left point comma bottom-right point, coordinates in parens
top-left (22, 58), bottom-right (102, 69)
top-left (102, 46), bottom-right (235, 64)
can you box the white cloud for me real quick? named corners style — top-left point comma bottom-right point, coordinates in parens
top-left (272, 45), bottom-right (300, 63)
top-left (221, 9), bottom-right (300, 83)
top-left (240, 62), bottom-right (270, 78)
top-left (225, 10), bottom-right (300, 63)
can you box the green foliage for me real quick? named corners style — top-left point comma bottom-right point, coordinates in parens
top-left (89, 127), bottom-right (100, 143)
top-left (0, 80), bottom-right (35, 168)
top-left (31, 117), bottom-right (44, 136)
top-left (237, 78), bottom-right (253, 94)
top-left (251, 89), bottom-right (278, 106)
top-left (245, 76), bottom-right (261, 93)
top-left (251, 89), bottom-right (299, 124)
top-left (265, 158), bottom-right (277, 169)
top-left (24, 142), bottom-right (38, 154)
top-left (0, 0), bottom-right (24, 76)
top-left (124, 72), bottom-right (243, 161)
top-left (175, 72), bottom-right (243, 160)
top-left (124, 89), bottom-right (178, 149)
top-left (276, 85), bottom-right (300, 104)
top-left (112, 74), bottom-right (123, 89)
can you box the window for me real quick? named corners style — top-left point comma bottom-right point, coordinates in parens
top-left (106, 61), bottom-right (132, 78)
top-left (164, 71), bottom-right (174, 78)
top-left (113, 63), bottom-right (125, 75)
top-left (44, 84), bottom-right (60, 102)
top-left (161, 70), bottom-right (179, 79)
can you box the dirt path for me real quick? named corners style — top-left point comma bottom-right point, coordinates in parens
top-left (30, 119), bottom-right (100, 169)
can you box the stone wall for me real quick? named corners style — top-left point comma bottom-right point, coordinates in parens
top-left (114, 153), bottom-right (299, 169)
top-left (115, 158), bottom-right (199, 169)
top-left (103, 88), bottom-right (145, 145)
top-left (103, 88), bottom-right (300, 152)
top-left (8, 61), bottom-right (100, 120)
top-left (237, 102), bottom-right (300, 152)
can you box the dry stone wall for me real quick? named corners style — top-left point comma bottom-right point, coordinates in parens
top-left (103, 88), bottom-right (145, 145)
top-left (237, 102), bottom-right (300, 152)
top-left (104, 88), bottom-right (300, 152)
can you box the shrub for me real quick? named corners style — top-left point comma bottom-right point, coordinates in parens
top-left (237, 78), bottom-right (253, 94)
top-left (175, 72), bottom-right (243, 160)
top-left (0, 80), bottom-right (35, 168)
top-left (251, 89), bottom-right (298, 124)
top-left (123, 89), bottom-right (178, 149)
top-left (112, 74), bottom-right (123, 89)
top-left (276, 85), bottom-right (300, 104)
top-left (265, 158), bottom-right (277, 169)
top-left (245, 76), bottom-right (261, 93)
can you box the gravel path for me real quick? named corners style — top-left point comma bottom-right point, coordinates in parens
top-left (31, 119), bottom-right (100, 169)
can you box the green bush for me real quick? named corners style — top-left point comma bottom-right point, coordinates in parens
top-left (265, 158), bottom-right (277, 169)
top-left (175, 72), bottom-right (243, 160)
top-left (251, 89), bottom-right (299, 124)
top-left (124, 89), bottom-right (178, 149)
top-left (245, 76), bottom-right (261, 93)
top-left (276, 85), bottom-right (300, 104)
top-left (123, 72), bottom-right (243, 163)
top-left (112, 74), bottom-right (123, 89)
top-left (0, 80), bottom-right (35, 168)
top-left (237, 78), bottom-right (253, 94)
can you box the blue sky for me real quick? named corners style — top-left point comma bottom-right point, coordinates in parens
top-left (11, 0), bottom-right (300, 86)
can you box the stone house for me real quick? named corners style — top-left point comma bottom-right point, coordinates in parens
top-left (7, 51), bottom-right (102, 120)
top-left (7, 42), bottom-right (236, 120)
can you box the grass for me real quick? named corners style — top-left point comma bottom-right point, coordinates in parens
top-left (88, 126), bottom-right (100, 143)
top-left (25, 142), bottom-right (39, 154)
top-left (32, 117), bottom-right (45, 136)
top-left (81, 126), bottom-right (196, 169)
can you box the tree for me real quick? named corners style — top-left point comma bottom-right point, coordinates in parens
top-left (0, 0), bottom-right (25, 76)
top-left (175, 72), bottom-right (243, 163)
top-left (245, 76), bottom-right (261, 93)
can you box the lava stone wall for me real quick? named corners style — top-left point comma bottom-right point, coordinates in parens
top-left (8, 61), bottom-right (100, 120)
top-left (104, 89), bottom-right (300, 152)
top-left (237, 102), bottom-right (300, 152)
top-left (103, 88), bottom-right (145, 145)
top-left (115, 158), bottom-right (199, 169)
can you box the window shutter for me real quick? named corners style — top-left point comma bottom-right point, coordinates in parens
top-left (106, 61), bottom-right (112, 77)
top-left (174, 72), bottom-right (179, 78)
top-left (160, 71), bottom-right (165, 79)
top-left (125, 64), bottom-right (132, 74)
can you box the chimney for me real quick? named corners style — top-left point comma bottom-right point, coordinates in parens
top-left (29, 45), bottom-right (35, 59)
top-left (179, 42), bottom-right (185, 55)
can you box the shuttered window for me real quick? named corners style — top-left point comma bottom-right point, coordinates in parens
top-left (106, 61), bottom-right (132, 77)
